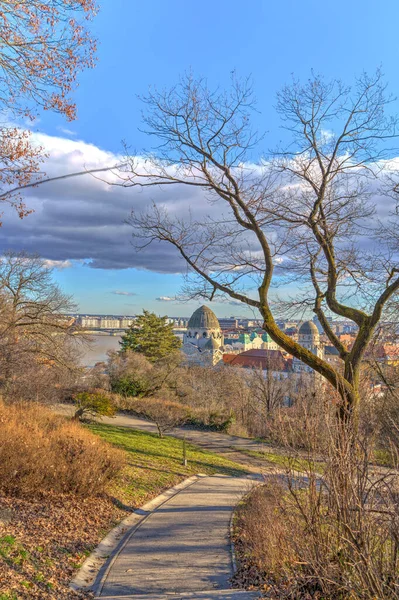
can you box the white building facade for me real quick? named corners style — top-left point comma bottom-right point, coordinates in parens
top-left (292, 320), bottom-right (324, 373)
top-left (182, 305), bottom-right (224, 365)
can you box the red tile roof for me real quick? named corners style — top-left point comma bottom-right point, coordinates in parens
top-left (223, 349), bottom-right (288, 371)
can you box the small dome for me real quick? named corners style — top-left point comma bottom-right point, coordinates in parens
top-left (262, 332), bottom-right (272, 342)
top-left (299, 320), bottom-right (319, 336)
top-left (187, 305), bottom-right (220, 330)
top-left (250, 331), bottom-right (258, 340)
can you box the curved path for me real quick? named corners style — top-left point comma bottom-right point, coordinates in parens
top-left (97, 474), bottom-right (260, 600)
top-left (56, 406), bottom-right (266, 598)
top-left (55, 404), bottom-right (276, 473)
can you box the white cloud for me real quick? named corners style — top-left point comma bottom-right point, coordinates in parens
top-left (0, 129), bottom-right (396, 278)
top-left (57, 126), bottom-right (77, 137)
top-left (43, 259), bottom-right (73, 270)
top-left (0, 131), bottom-right (196, 272)
top-left (111, 290), bottom-right (137, 296)
top-left (156, 296), bottom-right (176, 302)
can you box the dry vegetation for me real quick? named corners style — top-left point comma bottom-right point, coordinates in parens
top-left (0, 401), bottom-right (127, 599)
top-left (0, 494), bottom-right (125, 600)
top-left (0, 401), bottom-right (125, 498)
top-left (0, 398), bottom-right (250, 599)
top-left (233, 412), bottom-right (399, 600)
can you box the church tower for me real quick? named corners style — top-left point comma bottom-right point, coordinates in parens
top-left (292, 320), bottom-right (324, 373)
top-left (183, 305), bottom-right (224, 364)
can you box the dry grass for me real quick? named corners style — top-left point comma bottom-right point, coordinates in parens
top-left (232, 478), bottom-right (301, 596)
top-left (234, 438), bottom-right (399, 599)
top-left (0, 400), bottom-right (125, 498)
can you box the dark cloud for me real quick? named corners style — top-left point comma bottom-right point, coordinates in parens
top-left (0, 133), bottom-right (213, 273)
top-left (0, 133), bottom-right (396, 275)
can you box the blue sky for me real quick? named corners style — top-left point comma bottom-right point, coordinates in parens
top-left (2, 0), bottom-right (399, 317)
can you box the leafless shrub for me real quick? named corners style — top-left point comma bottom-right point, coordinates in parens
top-left (125, 396), bottom-right (190, 437)
top-left (0, 251), bottom-right (86, 402)
top-left (235, 408), bottom-right (399, 599)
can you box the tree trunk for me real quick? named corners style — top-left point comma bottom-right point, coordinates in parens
top-left (338, 363), bottom-right (361, 429)
top-left (73, 407), bottom-right (85, 421)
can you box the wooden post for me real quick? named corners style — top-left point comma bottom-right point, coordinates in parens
top-left (182, 434), bottom-right (187, 467)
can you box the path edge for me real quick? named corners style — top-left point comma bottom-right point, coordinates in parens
top-left (70, 473), bottom-right (208, 594)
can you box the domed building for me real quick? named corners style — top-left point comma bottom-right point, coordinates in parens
top-left (292, 320), bottom-right (324, 374)
top-left (182, 305), bottom-right (224, 364)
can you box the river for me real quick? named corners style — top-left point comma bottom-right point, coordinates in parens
top-left (80, 332), bottom-right (184, 367)
top-left (81, 335), bottom-right (123, 366)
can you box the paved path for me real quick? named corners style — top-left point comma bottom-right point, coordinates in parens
top-left (56, 405), bottom-right (266, 597)
top-left (55, 404), bottom-right (277, 473)
top-left (96, 474), bottom-right (260, 599)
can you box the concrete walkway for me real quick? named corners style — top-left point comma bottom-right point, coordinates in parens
top-left (96, 474), bottom-right (261, 599)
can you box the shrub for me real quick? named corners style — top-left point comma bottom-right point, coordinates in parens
top-left (112, 375), bottom-right (150, 398)
top-left (234, 417), bottom-right (399, 599)
top-left (73, 390), bottom-right (117, 421)
top-left (127, 396), bottom-right (190, 437)
top-left (0, 401), bottom-right (125, 497)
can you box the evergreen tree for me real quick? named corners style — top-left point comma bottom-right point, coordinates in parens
top-left (120, 310), bottom-right (181, 361)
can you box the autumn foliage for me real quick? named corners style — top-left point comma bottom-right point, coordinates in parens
top-left (0, 0), bottom-right (97, 219)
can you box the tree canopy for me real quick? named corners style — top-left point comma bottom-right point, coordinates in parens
top-left (119, 310), bottom-right (181, 361)
top-left (115, 71), bottom-right (399, 423)
top-left (0, 0), bottom-right (97, 220)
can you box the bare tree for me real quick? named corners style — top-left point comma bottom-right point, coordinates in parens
top-left (0, 250), bottom-right (82, 396)
top-left (249, 364), bottom-right (292, 416)
top-left (111, 71), bottom-right (399, 425)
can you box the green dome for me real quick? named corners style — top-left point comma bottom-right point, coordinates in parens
top-left (187, 305), bottom-right (220, 330)
top-left (239, 333), bottom-right (250, 343)
top-left (250, 332), bottom-right (258, 340)
top-left (262, 332), bottom-right (272, 342)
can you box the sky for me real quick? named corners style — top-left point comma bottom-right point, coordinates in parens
top-left (1, 0), bottom-right (399, 317)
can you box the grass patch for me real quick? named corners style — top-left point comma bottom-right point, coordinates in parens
top-left (373, 448), bottom-right (395, 467)
top-left (232, 447), bottom-right (325, 474)
top-left (89, 423), bottom-right (251, 507)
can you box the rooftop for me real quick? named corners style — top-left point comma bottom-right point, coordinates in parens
top-left (299, 321), bottom-right (319, 335)
top-left (223, 349), bottom-right (288, 371)
top-left (187, 305), bottom-right (220, 330)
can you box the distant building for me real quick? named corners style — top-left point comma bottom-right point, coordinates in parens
top-left (223, 349), bottom-right (289, 375)
top-left (78, 315), bottom-right (135, 330)
top-left (292, 321), bottom-right (324, 374)
top-left (339, 334), bottom-right (355, 349)
top-left (367, 344), bottom-right (399, 366)
top-left (100, 317), bottom-right (121, 329)
top-left (182, 305), bottom-right (224, 365)
top-left (324, 345), bottom-right (341, 368)
top-left (218, 318), bottom-right (239, 331)
top-left (223, 330), bottom-right (281, 353)
top-left (80, 316), bottom-right (101, 328)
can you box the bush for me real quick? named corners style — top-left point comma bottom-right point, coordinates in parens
top-left (73, 390), bottom-right (117, 421)
top-left (234, 418), bottom-right (399, 599)
top-left (112, 375), bottom-right (150, 398)
top-left (234, 479), bottom-right (298, 586)
top-left (126, 396), bottom-right (191, 437)
top-left (0, 401), bottom-right (125, 497)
